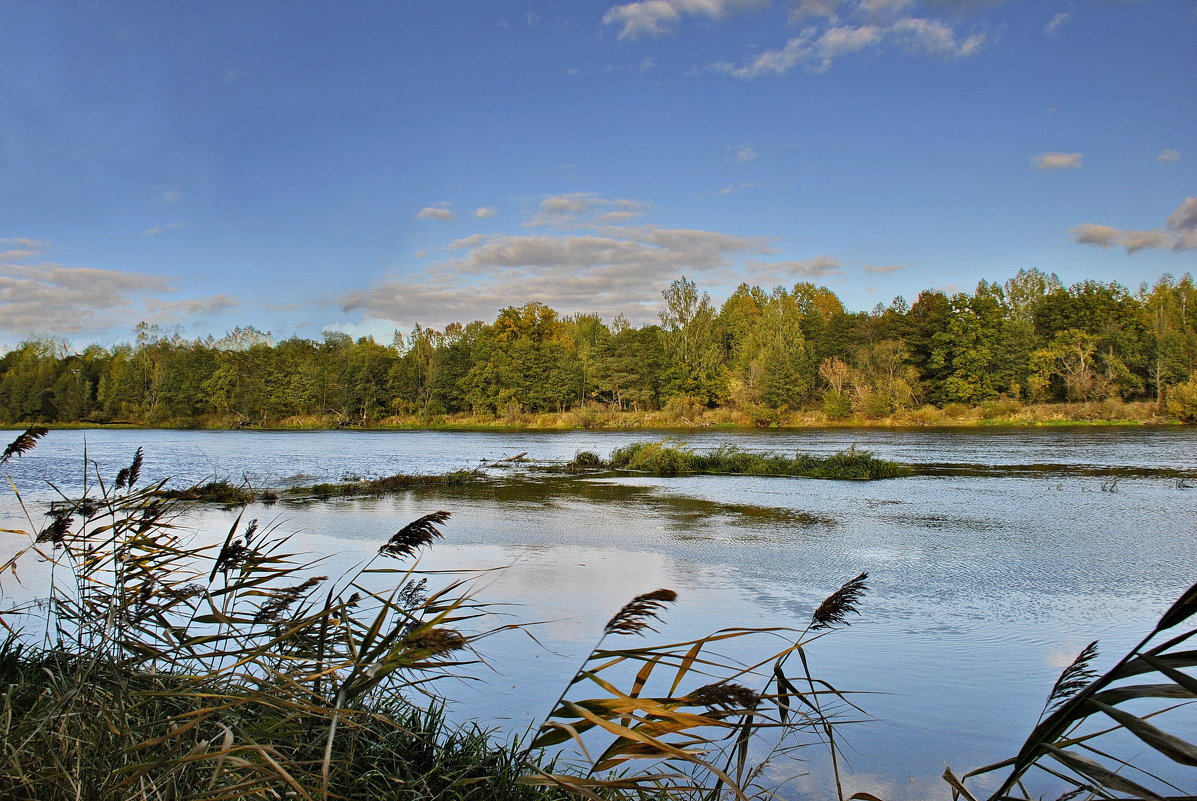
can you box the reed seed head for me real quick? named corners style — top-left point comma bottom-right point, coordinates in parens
top-left (379, 511), bottom-right (451, 558)
top-left (254, 576), bottom-right (327, 623)
top-left (0, 427), bottom-right (48, 465)
top-left (405, 626), bottom-right (468, 656)
top-left (604, 588), bottom-right (678, 636)
top-left (1044, 640), bottom-right (1099, 713)
top-left (686, 682), bottom-right (760, 711)
top-left (810, 572), bottom-right (869, 631)
top-left (115, 447), bottom-right (144, 490)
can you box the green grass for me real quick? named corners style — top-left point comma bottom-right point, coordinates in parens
top-left (588, 440), bottom-right (911, 479)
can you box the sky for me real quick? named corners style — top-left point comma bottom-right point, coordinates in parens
top-left (1, 0), bottom-right (1195, 348)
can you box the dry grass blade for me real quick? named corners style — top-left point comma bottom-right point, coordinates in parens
top-left (1, 427), bottom-right (49, 464)
top-left (604, 589), bottom-right (678, 636)
top-left (379, 510), bottom-right (451, 558)
top-left (811, 572), bottom-right (868, 631)
top-left (1155, 578), bottom-right (1197, 634)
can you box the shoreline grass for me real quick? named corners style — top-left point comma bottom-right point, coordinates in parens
top-left (0, 399), bottom-right (1185, 431)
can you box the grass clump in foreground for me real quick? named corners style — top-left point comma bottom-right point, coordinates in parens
top-left (592, 440), bottom-right (912, 479)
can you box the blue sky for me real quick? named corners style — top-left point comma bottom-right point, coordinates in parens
top-left (1, 0), bottom-right (1194, 347)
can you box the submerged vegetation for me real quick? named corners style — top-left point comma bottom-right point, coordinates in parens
top-left (1, 430), bottom-right (1194, 800)
top-left (2, 270), bottom-right (1197, 429)
top-left (572, 441), bottom-right (912, 480)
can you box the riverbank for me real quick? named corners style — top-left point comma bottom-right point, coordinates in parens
top-left (0, 399), bottom-right (1184, 431)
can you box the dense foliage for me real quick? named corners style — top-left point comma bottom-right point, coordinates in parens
top-left (3, 270), bottom-right (1196, 425)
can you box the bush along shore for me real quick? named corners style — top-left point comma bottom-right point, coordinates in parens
top-left (2, 430), bottom-right (1195, 801)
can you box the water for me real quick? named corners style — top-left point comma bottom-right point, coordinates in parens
top-left (2, 426), bottom-right (1195, 799)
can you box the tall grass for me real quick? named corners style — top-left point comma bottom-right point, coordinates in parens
top-left (593, 440), bottom-right (911, 480)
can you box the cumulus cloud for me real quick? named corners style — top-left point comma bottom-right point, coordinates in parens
top-left (1042, 11), bottom-right (1070, 38)
top-left (712, 15), bottom-right (982, 76)
top-left (474, 206), bottom-right (498, 219)
top-left (342, 224), bottom-right (773, 327)
top-left (863, 263), bottom-right (910, 273)
top-left (1158, 149), bottom-right (1181, 163)
top-left (1071, 196), bottom-right (1197, 253)
top-left (526, 193), bottom-right (651, 227)
top-left (415, 205), bottom-right (458, 221)
top-left (1034, 151), bottom-right (1083, 170)
top-left (160, 187), bottom-right (183, 204)
top-left (602, 0), bottom-right (766, 40)
top-left (0, 242), bottom-right (181, 334)
top-left (788, 0), bottom-right (842, 22)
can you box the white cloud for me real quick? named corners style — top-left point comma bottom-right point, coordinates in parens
top-left (0, 242), bottom-right (179, 334)
top-left (748, 256), bottom-right (842, 280)
top-left (160, 187), bottom-right (183, 204)
top-left (1034, 151), bottom-right (1083, 170)
top-left (526, 193), bottom-right (651, 227)
top-left (735, 143), bottom-right (759, 163)
top-left (145, 295), bottom-right (240, 318)
top-left (863, 263), bottom-right (910, 273)
top-left (890, 17), bottom-right (985, 57)
top-left (712, 14), bottom-right (982, 77)
top-left (415, 205), bottom-right (458, 221)
top-left (1158, 149), bottom-right (1182, 163)
top-left (788, 0), bottom-right (843, 23)
top-left (714, 182), bottom-right (760, 195)
top-left (1071, 196), bottom-right (1197, 253)
top-left (474, 206), bottom-right (498, 219)
top-left (1042, 11), bottom-right (1070, 38)
top-left (342, 224), bottom-right (772, 327)
top-left (640, 56), bottom-right (657, 72)
top-left (141, 222), bottom-right (185, 237)
top-left (602, 0), bottom-right (766, 40)
top-left (218, 67), bottom-right (252, 83)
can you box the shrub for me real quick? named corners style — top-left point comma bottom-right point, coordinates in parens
top-left (1165, 378), bottom-right (1197, 423)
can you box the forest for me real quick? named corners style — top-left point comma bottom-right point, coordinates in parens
top-left (3, 269), bottom-right (1197, 426)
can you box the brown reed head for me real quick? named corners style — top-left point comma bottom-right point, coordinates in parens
top-left (404, 626), bottom-right (469, 657)
top-left (379, 511), bottom-right (451, 558)
top-left (604, 588), bottom-right (677, 636)
top-left (1043, 640), bottom-right (1099, 714)
top-left (810, 572), bottom-right (868, 631)
top-left (686, 681), bottom-right (761, 712)
top-left (115, 447), bottom-right (144, 490)
top-left (1, 427), bottom-right (48, 465)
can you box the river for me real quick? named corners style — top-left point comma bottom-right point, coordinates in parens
top-left (1, 426), bottom-right (1194, 800)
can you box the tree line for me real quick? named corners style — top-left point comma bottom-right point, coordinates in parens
top-left (2, 269), bottom-right (1196, 425)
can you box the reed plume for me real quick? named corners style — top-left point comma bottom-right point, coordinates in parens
top-left (1041, 640), bottom-right (1099, 716)
top-left (810, 572), bottom-right (868, 631)
top-left (114, 447), bottom-right (144, 490)
top-left (35, 510), bottom-right (72, 546)
top-left (1, 427), bottom-right (48, 464)
top-left (379, 511), bottom-right (451, 558)
top-left (686, 681), bottom-right (761, 712)
top-left (604, 588), bottom-right (677, 636)
top-left (254, 576), bottom-right (327, 623)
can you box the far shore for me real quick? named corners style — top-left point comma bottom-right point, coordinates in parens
top-left (2, 399), bottom-right (1187, 431)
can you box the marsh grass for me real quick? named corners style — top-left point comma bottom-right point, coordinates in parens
top-left (585, 440), bottom-right (911, 480)
top-left (0, 432), bottom-right (553, 801)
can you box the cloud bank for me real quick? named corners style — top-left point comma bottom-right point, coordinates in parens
top-left (1071, 196), bottom-right (1197, 254)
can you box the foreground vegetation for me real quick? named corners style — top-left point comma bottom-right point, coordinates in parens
top-left (1, 431), bottom-right (1194, 800)
top-left (3, 270), bottom-right (1197, 429)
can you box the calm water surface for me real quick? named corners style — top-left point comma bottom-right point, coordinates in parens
top-left (2, 427), bottom-right (1194, 800)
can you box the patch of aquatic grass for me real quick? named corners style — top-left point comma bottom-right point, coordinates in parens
top-left (281, 470), bottom-right (482, 499)
top-left (158, 478), bottom-right (257, 504)
top-left (598, 440), bottom-right (911, 480)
